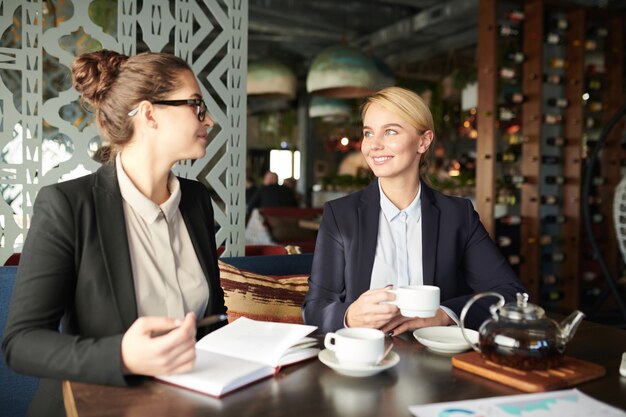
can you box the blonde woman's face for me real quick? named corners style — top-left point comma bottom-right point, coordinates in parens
top-left (361, 103), bottom-right (428, 182)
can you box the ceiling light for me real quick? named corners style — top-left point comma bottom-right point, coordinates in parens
top-left (306, 45), bottom-right (378, 98)
top-left (247, 59), bottom-right (297, 99)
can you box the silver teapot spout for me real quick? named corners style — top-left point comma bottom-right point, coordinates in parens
top-left (558, 310), bottom-right (585, 345)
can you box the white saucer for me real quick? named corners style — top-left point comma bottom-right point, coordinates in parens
top-left (413, 326), bottom-right (479, 354)
top-left (318, 349), bottom-right (400, 377)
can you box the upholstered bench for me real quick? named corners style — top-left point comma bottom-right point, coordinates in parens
top-left (1, 266), bottom-right (39, 417)
top-left (219, 254), bottom-right (313, 324)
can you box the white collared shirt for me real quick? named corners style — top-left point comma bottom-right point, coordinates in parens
top-left (369, 179), bottom-right (459, 324)
top-left (116, 154), bottom-right (209, 320)
top-left (370, 180), bottom-right (423, 289)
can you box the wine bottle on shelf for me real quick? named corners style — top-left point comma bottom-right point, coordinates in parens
top-left (539, 234), bottom-right (562, 245)
top-left (505, 10), bottom-right (525, 22)
top-left (499, 24), bottom-right (519, 37)
top-left (503, 174), bottom-right (526, 184)
top-left (545, 137), bottom-right (567, 147)
top-left (496, 194), bottom-right (517, 205)
top-left (546, 32), bottom-right (563, 45)
top-left (586, 64), bottom-right (605, 75)
top-left (549, 17), bottom-right (568, 30)
top-left (541, 155), bottom-right (561, 165)
top-left (505, 133), bottom-right (527, 145)
top-left (545, 175), bottom-right (565, 185)
top-left (585, 117), bottom-right (600, 129)
top-left (499, 107), bottom-right (518, 121)
top-left (546, 97), bottom-right (568, 108)
top-left (544, 114), bottom-right (563, 125)
top-left (497, 236), bottom-right (513, 247)
top-left (588, 195), bottom-right (602, 205)
top-left (543, 74), bottom-right (564, 85)
top-left (582, 271), bottom-right (598, 282)
top-left (586, 101), bottom-right (602, 113)
top-left (499, 67), bottom-right (517, 80)
top-left (592, 177), bottom-right (606, 186)
top-left (543, 214), bottom-right (566, 224)
top-left (587, 79), bottom-right (601, 90)
top-left (504, 92), bottom-right (525, 104)
top-left (497, 150), bottom-right (519, 163)
top-left (541, 195), bottom-right (559, 205)
top-left (507, 52), bottom-right (525, 63)
top-left (507, 254), bottom-right (523, 265)
top-left (547, 290), bottom-right (563, 302)
top-left (543, 252), bottom-right (566, 262)
top-left (548, 58), bottom-right (565, 69)
top-left (499, 215), bottom-right (522, 225)
top-left (584, 39), bottom-right (598, 51)
top-left (542, 274), bottom-right (559, 285)
top-left (587, 26), bottom-right (608, 38)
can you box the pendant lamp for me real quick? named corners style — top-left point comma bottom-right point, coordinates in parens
top-left (373, 57), bottom-right (395, 90)
top-left (306, 45), bottom-right (378, 98)
top-left (247, 59), bottom-right (297, 100)
top-left (309, 97), bottom-right (352, 120)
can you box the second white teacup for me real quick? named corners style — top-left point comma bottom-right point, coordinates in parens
top-left (324, 328), bottom-right (385, 366)
top-left (388, 285), bottom-right (440, 318)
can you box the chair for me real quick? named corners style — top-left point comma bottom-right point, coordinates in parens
top-left (258, 207), bottom-right (323, 253)
top-left (217, 245), bottom-right (289, 257)
top-left (1, 266), bottom-right (39, 417)
top-left (3, 253), bottom-right (20, 266)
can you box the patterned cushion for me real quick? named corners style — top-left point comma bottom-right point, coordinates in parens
top-left (218, 260), bottom-right (309, 324)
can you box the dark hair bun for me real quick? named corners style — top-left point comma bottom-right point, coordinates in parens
top-left (71, 50), bottom-right (129, 107)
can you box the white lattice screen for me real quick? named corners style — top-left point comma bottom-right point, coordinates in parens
top-left (0, 0), bottom-right (247, 263)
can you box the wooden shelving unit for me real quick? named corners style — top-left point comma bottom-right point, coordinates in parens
top-left (475, 0), bottom-right (625, 312)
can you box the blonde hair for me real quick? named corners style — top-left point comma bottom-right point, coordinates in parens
top-left (361, 87), bottom-right (435, 177)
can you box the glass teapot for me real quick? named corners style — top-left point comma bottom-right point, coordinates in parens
top-left (459, 292), bottom-right (585, 370)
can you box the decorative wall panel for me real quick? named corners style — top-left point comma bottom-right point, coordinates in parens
top-left (0, 0), bottom-right (247, 263)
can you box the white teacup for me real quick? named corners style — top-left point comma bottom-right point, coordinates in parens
top-left (387, 285), bottom-right (440, 318)
top-left (324, 328), bottom-right (385, 366)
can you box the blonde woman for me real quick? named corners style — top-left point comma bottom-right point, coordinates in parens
top-left (303, 87), bottom-right (526, 335)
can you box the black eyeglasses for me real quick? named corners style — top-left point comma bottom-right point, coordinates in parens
top-left (128, 98), bottom-right (208, 122)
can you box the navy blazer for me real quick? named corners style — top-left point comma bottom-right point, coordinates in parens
top-left (303, 180), bottom-right (527, 333)
top-left (2, 163), bottom-right (226, 417)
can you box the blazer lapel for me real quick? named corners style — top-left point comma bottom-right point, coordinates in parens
top-left (93, 164), bottom-right (138, 330)
top-left (355, 180), bottom-right (380, 295)
top-left (178, 183), bottom-right (217, 313)
top-left (420, 183), bottom-right (440, 285)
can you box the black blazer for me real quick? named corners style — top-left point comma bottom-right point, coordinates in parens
top-left (303, 180), bottom-right (527, 333)
top-left (2, 163), bottom-right (226, 416)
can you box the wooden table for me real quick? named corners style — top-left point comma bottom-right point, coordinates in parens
top-left (63, 320), bottom-right (626, 417)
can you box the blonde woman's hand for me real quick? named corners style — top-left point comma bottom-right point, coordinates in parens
top-left (345, 286), bottom-right (399, 329)
top-left (380, 308), bottom-right (454, 336)
top-left (121, 312), bottom-right (197, 376)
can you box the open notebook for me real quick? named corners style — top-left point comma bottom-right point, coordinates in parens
top-left (156, 317), bottom-right (319, 397)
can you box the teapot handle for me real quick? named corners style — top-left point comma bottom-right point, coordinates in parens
top-left (459, 292), bottom-right (506, 353)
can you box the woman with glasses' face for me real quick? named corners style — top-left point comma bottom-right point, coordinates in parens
top-left (126, 70), bottom-right (214, 173)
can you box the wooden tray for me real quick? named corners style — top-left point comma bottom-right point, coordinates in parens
top-left (451, 351), bottom-right (606, 392)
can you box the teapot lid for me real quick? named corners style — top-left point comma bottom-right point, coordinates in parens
top-left (499, 293), bottom-right (545, 321)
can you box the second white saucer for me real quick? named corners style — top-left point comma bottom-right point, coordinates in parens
top-left (318, 349), bottom-right (400, 377)
top-left (413, 326), bottom-right (479, 354)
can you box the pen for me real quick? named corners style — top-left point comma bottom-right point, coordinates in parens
top-left (152, 313), bottom-right (229, 337)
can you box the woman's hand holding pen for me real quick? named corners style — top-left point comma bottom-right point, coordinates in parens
top-left (121, 312), bottom-right (197, 376)
top-left (345, 286), bottom-right (398, 329)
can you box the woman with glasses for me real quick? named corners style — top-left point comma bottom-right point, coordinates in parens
top-left (2, 50), bottom-right (226, 417)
